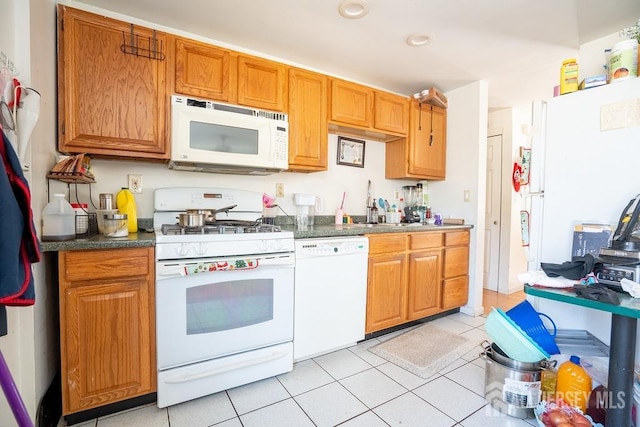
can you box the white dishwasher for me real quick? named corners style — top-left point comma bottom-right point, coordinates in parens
top-left (294, 236), bottom-right (369, 361)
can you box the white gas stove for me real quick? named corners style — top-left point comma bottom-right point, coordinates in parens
top-left (153, 187), bottom-right (294, 261)
top-left (153, 187), bottom-right (295, 408)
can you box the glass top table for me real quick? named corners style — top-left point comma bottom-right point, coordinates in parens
top-left (524, 284), bottom-right (639, 426)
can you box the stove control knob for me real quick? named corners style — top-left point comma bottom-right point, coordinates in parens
top-left (196, 243), bottom-right (207, 256)
top-left (271, 239), bottom-right (283, 251)
top-left (257, 240), bottom-right (269, 252)
top-left (177, 243), bottom-right (189, 257)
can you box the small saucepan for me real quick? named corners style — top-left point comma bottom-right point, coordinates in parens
top-left (177, 211), bottom-right (205, 228)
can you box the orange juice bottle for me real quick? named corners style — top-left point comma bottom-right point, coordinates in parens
top-left (556, 355), bottom-right (592, 412)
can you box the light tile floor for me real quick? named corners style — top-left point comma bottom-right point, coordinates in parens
top-left (63, 290), bottom-right (532, 427)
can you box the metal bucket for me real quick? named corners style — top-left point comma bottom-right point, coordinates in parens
top-left (480, 341), bottom-right (556, 419)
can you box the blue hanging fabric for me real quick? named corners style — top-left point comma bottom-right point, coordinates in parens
top-left (0, 128), bottom-right (40, 306)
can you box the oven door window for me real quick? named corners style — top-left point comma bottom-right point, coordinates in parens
top-left (190, 121), bottom-right (258, 155)
top-left (186, 278), bottom-right (273, 334)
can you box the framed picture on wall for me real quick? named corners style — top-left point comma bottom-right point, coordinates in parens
top-left (337, 136), bottom-right (365, 168)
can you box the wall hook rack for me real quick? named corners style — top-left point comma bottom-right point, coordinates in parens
top-left (120, 24), bottom-right (165, 60)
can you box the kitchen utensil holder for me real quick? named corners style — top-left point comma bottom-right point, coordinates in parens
top-left (75, 213), bottom-right (98, 237)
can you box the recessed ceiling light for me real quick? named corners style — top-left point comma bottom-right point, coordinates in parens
top-left (338, 0), bottom-right (370, 19)
top-left (406, 33), bottom-right (430, 47)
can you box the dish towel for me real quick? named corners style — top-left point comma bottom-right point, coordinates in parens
top-left (0, 128), bottom-right (40, 307)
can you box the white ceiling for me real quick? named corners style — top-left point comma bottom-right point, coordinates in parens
top-left (72, 0), bottom-right (640, 109)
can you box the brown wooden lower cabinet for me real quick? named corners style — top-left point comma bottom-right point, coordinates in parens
top-left (58, 247), bottom-right (156, 415)
top-left (365, 230), bottom-right (470, 334)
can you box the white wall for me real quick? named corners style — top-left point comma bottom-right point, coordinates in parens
top-left (429, 81), bottom-right (488, 316)
top-left (52, 134), bottom-right (417, 220)
top-left (487, 107), bottom-right (531, 295)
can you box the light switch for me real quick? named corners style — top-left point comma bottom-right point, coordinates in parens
top-left (464, 190), bottom-right (470, 202)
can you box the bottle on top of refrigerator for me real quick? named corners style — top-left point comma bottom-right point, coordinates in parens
top-left (116, 188), bottom-right (138, 233)
top-left (560, 58), bottom-right (579, 95)
top-left (556, 355), bottom-right (592, 412)
top-left (42, 193), bottom-right (76, 241)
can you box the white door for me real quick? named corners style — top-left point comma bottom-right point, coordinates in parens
top-left (484, 134), bottom-right (502, 291)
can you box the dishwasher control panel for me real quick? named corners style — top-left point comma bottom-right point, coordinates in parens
top-left (295, 237), bottom-right (369, 258)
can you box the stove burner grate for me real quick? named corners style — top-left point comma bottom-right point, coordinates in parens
top-left (160, 222), bottom-right (282, 235)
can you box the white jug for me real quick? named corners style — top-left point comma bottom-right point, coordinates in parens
top-left (42, 193), bottom-right (76, 241)
top-left (293, 193), bottom-right (323, 229)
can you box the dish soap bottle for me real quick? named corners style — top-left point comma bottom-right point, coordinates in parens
top-left (116, 188), bottom-right (138, 233)
top-left (556, 355), bottom-right (592, 412)
top-left (42, 193), bottom-right (76, 241)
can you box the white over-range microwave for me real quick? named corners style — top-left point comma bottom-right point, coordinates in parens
top-left (170, 95), bottom-right (289, 175)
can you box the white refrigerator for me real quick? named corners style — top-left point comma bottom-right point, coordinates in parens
top-left (526, 77), bottom-right (640, 349)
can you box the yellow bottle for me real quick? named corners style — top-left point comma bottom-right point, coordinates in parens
top-left (560, 58), bottom-right (579, 95)
top-left (556, 355), bottom-right (592, 412)
top-left (116, 188), bottom-right (138, 233)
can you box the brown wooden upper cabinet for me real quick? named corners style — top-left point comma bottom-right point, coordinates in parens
top-left (57, 5), bottom-right (169, 159)
top-left (237, 55), bottom-right (287, 112)
top-left (373, 91), bottom-right (409, 135)
top-left (172, 37), bottom-right (236, 103)
top-left (329, 79), bottom-right (372, 128)
top-left (171, 36), bottom-right (286, 112)
top-left (287, 68), bottom-right (328, 172)
top-left (329, 79), bottom-right (408, 140)
top-left (385, 101), bottom-right (447, 180)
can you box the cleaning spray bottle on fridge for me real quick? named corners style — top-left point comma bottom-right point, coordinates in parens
top-left (116, 188), bottom-right (138, 233)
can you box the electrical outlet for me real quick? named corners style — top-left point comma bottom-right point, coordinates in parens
top-left (128, 174), bottom-right (143, 194)
top-left (275, 183), bottom-right (284, 198)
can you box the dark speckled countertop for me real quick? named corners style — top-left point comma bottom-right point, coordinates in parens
top-left (39, 216), bottom-right (473, 252)
top-left (40, 230), bottom-right (156, 252)
top-left (283, 223), bottom-right (473, 239)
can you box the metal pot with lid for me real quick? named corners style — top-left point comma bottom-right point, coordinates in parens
top-left (177, 212), bottom-right (205, 228)
top-left (187, 205), bottom-right (238, 224)
top-left (480, 340), bottom-right (556, 419)
top-left (481, 341), bottom-right (556, 370)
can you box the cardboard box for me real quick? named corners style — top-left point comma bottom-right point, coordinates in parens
top-left (579, 75), bottom-right (608, 90)
top-left (572, 223), bottom-right (612, 258)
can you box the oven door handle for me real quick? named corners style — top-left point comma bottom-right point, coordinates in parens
top-left (157, 254), bottom-right (294, 278)
top-left (163, 347), bottom-right (291, 384)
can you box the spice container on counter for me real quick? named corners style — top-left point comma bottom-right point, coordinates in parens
top-left (102, 213), bottom-right (128, 238)
top-left (99, 193), bottom-right (114, 210)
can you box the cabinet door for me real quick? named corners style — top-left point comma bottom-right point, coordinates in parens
top-left (173, 36), bottom-right (236, 102)
top-left (442, 276), bottom-right (469, 310)
top-left (237, 55), bottom-right (287, 112)
top-left (443, 245), bottom-right (469, 279)
top-left (287, 68), bottom-right (328, 171)
top-left (59, 247), bottom-right (155, 415)
top-left (407, 249), bottom-right (442, 320)
top-left (57, 6), bottom-right (168, 159)
top-left (408, 103), bottom-right (447, 179)
top-left (442, 231), bottom-right (469, 309)
top-left (374, 91), bottom-right (408, 135)
top-left (365, 253), bottom-right (406, 333)
top-left (329, 79), bottom-right (372, 128)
